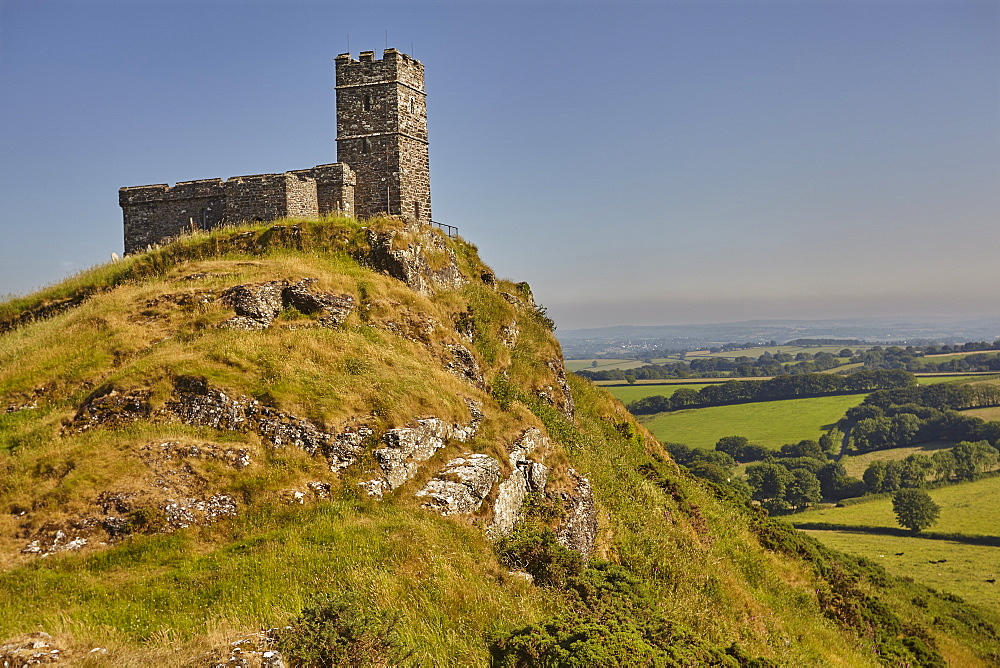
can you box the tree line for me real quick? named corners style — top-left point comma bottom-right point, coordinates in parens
top-left (626, 369), bottom-right (915, 415)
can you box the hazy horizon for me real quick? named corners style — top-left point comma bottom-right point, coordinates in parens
top-left (2, 1), bottom-right (997, 330)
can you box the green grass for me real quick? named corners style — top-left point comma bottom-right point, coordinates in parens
top-left (800, 530), bottom-right (1000, 615)
top-left (0, 500), bottom-right (554, 662)
top-left (799, 476), bottom-right (1000, 537)
top-left (916, 373), bottom-right (1000, 385)
top-left (640, 394), bottom-right (867, 449)
top-left (841, 442), bottom-right (953, 478)
top-left (605, 382), bottom-right (717, 404)
top-left (964, 406), bottom-right (1000, 421)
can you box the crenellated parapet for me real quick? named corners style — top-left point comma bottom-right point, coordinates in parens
top-left (121, 47), bottom-right (429, 253)
top-left (120, 165), bottom-right (356, 254)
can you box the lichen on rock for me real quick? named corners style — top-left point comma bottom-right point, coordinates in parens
top-left (416, 454), bottom-right (501, 515)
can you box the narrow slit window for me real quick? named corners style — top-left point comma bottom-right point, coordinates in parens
top-left (361, 137), bottom-right (370, 154)
top-left (409, 97), bottom-right (415, 114)
top-left (414, 200), bottom-right (421, 219)
top-left (363, 95), bottom-right (372, 112)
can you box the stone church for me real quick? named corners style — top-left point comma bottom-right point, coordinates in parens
top-left (119, 49), bottom-right (430, 254)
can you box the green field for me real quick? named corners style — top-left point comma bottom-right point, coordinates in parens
top-left (841, 442), bottom-right (953, 478)
top-left (964, 406), bottom-right (1000, 421)
top-left (796, 476), bottom-right (1000, 615)
top-left (916, 373), bottom-right (1000, 386)
top-left (639, 393), bottom-right (867, 450)
top-left (801, 530), bottom-right (1000, 614)
top-left (605, 382), bottom-right (717, 404)
top-left (801, 476), bottom-right (1000, 537)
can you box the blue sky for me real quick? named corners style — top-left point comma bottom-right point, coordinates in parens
top-left (1, 0), bottom-right (997, 329)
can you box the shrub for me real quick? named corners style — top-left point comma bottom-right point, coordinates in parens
top-left (277, 592), bottom-right (408, 667)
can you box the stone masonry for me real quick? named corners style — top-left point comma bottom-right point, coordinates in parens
top-left (120, 48), bottom-right (429, 254)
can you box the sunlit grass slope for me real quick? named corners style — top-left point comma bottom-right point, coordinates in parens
top-left (0, 216), bottom-right (997, 665)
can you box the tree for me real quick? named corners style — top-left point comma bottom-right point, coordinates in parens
top-left (951, 441), bottom-right (998, 481)
top-left (784, 469), bottom-right (822, 510)
top-left (892, 489), bottom-right (940, 533)
top-left (747, 462), bottom-right (793, 513)
top-left (715, 436), bottom-right (750, 458)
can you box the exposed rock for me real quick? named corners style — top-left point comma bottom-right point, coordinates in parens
top-left (488, 429), bottom-right (551, 538)
top-left (416, 454), bottom-right (501, 515)
top-left (213, 628), bottom-right (285, 668)
top-left (361, 227), bottom-right (466, 296)
top-left (166, 376), bottom-right (370, 472)
top-left (360, 414), bottom-right (481, 498)
top-left (220, 279), bottom-right (355, 330)
top-left (306, 481), bottom-right (332, 498)
top-left (480, 272), bottom-right (497, 288)
top-left (71, 387), bottom-right (152, 432)
top-left (143, 441), bottom-right (252, 470)
top-left (220, 281), bottom-right (285, 328)
top-left (546, 359), bottom-right (575, 419)
top-left (554, 469), bottom-right (597, 558)
top-left (283, 482), bottom-right (332, 505)
top-left (4, 386), bottom-right (50, 414)
top-left (0, 632), bottom-right (67, 666)
top-left (164, 494), bottom-right (237, 529)
top-left (444, 344), bottom-right (485, 389)
top-left (21, 520), bottom-right (100, 557)
top-left (281, 279), bottom-right (355, 328)
top-left (499, 321), bottom-right (519, 347)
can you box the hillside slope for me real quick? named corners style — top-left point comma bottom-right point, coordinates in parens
top-left (0, 217), bottom-right (997, 666)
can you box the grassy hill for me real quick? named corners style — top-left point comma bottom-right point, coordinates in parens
top-left (0, 216), bottom-right (997, 665)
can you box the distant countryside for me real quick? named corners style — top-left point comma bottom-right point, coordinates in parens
top-left (568, 338), bottom-right (1000, 615)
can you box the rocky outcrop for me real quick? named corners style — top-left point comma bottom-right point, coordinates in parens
top-left (220, 279), bottom-right (354, 330)
top-left (444, 344), bottom-right (485, 389)
top-left (281, 278), bottom-right (355, 328)
top-left (415, 454), bottom-right (501, 515)
top-left (361, 227), bottom-right (466, 296)
top-left (163, 494), bottom-right (238, 529)
top-left (554, 469), bottom-right (597, 558)
top-left (166, 376), bottom-right (371, 472)
top-left (546, 359), bottom-right (575, 419)
top-left (221, 281), bottom-right (285, 329)
top-left (359, 414), bottom-right (480, 498)
top-left (21, 520), bottom-right (98, 557)
top-left (489, 429), bottom-right (550, 538)
top-left (71, 387), bottom-right (152, 432)
top-left (0, 632), bottom-right (76, 665)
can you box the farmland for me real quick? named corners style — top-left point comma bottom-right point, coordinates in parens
top-left (639, 393), bottom-right (867, 450)
top-left (798, 476), bottom-right (1000, 536)
top-left (796, 477), bottom-right (1000, 614)
top-left (800, 530), bottom-right (1000, 614)
top-left (840, 442), bottom-right (953, 478)
top-left (604, 382), bottom-right (718, 404)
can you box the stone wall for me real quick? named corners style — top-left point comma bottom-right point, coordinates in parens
top-left (120, 180), bottom-right (226, 255)
top-left (120, 165), bottom-right (356, 254)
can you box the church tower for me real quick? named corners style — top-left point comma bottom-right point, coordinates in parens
top-left (335, 49), bottom-right (431, 223)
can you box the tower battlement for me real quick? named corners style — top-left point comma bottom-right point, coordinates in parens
top-left (120, 48), bottom-right (428, 254)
